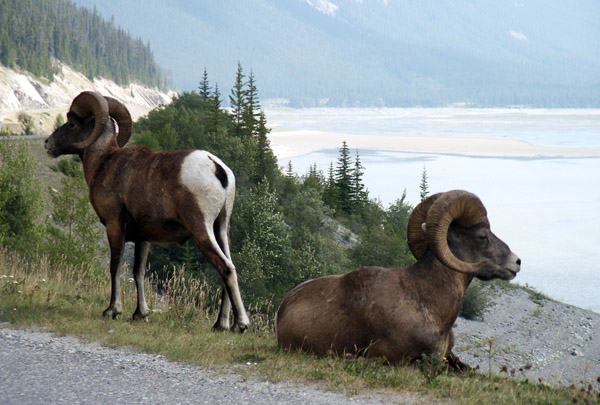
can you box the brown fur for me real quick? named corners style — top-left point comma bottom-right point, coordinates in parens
top-left (276, 192), bottom-right (520, 364)
top-left (45, 95), bottom-right (249, 332)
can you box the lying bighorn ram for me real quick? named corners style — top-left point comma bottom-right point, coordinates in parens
top-left (276, 190), bottom-right (520, 365)
top-left (45, 91), bottom-right (249, 332)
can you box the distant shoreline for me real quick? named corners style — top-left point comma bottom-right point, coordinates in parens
top-left (269, 128), bottom-right (600, 160)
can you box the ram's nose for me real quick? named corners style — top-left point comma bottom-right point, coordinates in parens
top-left (509, 253), bottom-right (521, 273)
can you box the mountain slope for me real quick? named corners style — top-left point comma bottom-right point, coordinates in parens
top-left (0, 0), bottom-right (172, 90)
top-left (71, 0), bottom-right (600, 107)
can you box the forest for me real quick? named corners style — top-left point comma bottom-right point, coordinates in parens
top-left (0, 0), bottom-right (171, 89)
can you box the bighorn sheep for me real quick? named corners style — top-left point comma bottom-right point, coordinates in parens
top-left (45, 91), bottom-right (249, 332)
top-left (276, 190), bottom-right (520, 366)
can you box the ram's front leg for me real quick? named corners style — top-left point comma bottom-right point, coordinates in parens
top-left (103, 222), bottom-right (125, 319)
top-left (445, 330), bottom-right (473, 373)
top-left (131, 241), bottom-right (151, 321)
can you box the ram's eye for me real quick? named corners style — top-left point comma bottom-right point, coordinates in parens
top-left (68, 121), bottom-right (76, 129)
top-left (477, 234), bottom-right (490, 243)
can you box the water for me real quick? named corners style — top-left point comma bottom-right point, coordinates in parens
top-left (266, 108), bottom-right (600, 313)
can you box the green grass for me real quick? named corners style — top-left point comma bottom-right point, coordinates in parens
top-left (1, 248), bottom-right (598, 404)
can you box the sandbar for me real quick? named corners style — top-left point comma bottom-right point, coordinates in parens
top-left (268, 129), bottom-right (600, 159)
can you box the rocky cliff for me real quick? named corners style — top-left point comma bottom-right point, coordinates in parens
top-left (0, 62), bottom-right (175, 134)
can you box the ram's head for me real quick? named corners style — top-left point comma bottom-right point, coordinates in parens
top-left (46, 91), bottom-right (132, 157)
top-left (407, 190), bottom-right (521, 281)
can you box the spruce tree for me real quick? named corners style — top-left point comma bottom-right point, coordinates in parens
top-left (243, 70), bottom-right (260, 136)
top-left (323, 162), bottom-right (337, 209)
top-left (229, 62), bottom-right (247, 138)
top-left (419, 165), bottom-right (429, 201)
top-left (255, 110), bottom-right (277, 184)
top-left (303, 163), bottom-right (324, 193)
top-left (335, 141), bottom-right (353, 214)
top-left (286, 161), bottom-right (294, 179)
top-left (199, 68), bottom-right (211, 101)
top-left (207, 83), bottom-right (222, 133)
top-left (350, 149), bottom-right (367, 210)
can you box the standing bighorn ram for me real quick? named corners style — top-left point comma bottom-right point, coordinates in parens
top-left (276, 190), bottom-right (520, 365)
top-left (45, 91), bottom-right (249, 332)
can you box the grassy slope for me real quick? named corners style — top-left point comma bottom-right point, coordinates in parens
top-left (1, 252), bottom-right (597, 404)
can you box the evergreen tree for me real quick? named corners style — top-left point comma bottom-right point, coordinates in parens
top-left (229, 62), bottom-right (247, 138)
top-left (243, 70), bottom-right (260, 136)
top-left (207, 83), bottom-right (222, 133)
top-left (419, 165), bottom-right (429, 201)
top-left (334, 141), bottom-right (353, 214)
top-left (322, 162), bottom-right (337, 209)
top-left (303, 163), bottom-right (324, 193)
top-left (199, 68), bottom-right (211, 101)
top-left (286, 161), bottom-right (294, 179)
top-left (255, 110), bottom-right (277, 184)
top-left (350, 149), bottom-right (368, 210)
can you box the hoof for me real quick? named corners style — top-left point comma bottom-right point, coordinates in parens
top-left (212, 322), bottom-right (230, 332)
top-left (230, 322), bottom-right (248, 334)
top-left (102, 308), bottom-right (121, 320)
top-left (131, 311), bottom-right (149, 322)
top-left (446, 354), bottom-right (473, 373)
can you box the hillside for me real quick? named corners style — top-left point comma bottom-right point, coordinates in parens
top-left (71, 0), bottom-right (600, 107)
top-left (0, 62), bottom-right (174, 134)
top-left (0, 0), bottom-right (171, 90)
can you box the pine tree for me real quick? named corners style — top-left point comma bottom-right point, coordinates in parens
top-left (323, 162), bottom-right (337, 209)
top-left (419, 165), bottom-right (429, 202)
top-left (199, 67), bottom-right (211, 101)
top-left (335, 141), bottom-right (353, 213)
top-left (303, 163), bottom-right (324, 192)
top-left (350, 149), bottom-right (368, 210)
top-left (255, 110), bottom-right (277, 184)
top-left (229, 62), bottom-right (247, 138)
top-left (243, 70), bottom-right (260, 136)
top-left (207, 83), bottom-right (222, 133)
top-left (286, 161), bottom-right (294, 179)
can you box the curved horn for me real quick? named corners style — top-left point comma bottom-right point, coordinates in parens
top-left (70, 91), bottom-right (109, 150)
top-left (425, 190), bottom-right (489, 274)
top-left (105, 96), bottom-right (132, 147)
top-left (407, 193), bottom-right (443, 259)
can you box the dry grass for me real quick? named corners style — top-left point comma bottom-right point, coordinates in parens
top-left (1, 247), bottom-right (597, 404)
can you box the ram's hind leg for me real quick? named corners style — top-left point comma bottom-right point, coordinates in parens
top-left (192, 222), bottom-right (249, 333)
top-left (214, 289), bottom-right (232, 331)
top-left (131, 241), bottom-right (151, 321)
top-left (212, 213), bottom-right (235, 331)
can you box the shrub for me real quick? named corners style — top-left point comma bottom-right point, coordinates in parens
top-left (460, 278), bottom-right (493, 321)
top-left (0, 140), bottom-right (45, 252)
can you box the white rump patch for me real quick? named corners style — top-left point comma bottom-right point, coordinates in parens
top-left (180, 150), bottom-right (230, 221)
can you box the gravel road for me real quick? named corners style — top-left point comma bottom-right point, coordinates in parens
top-left (0, 325), bottom-right (419, 405)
